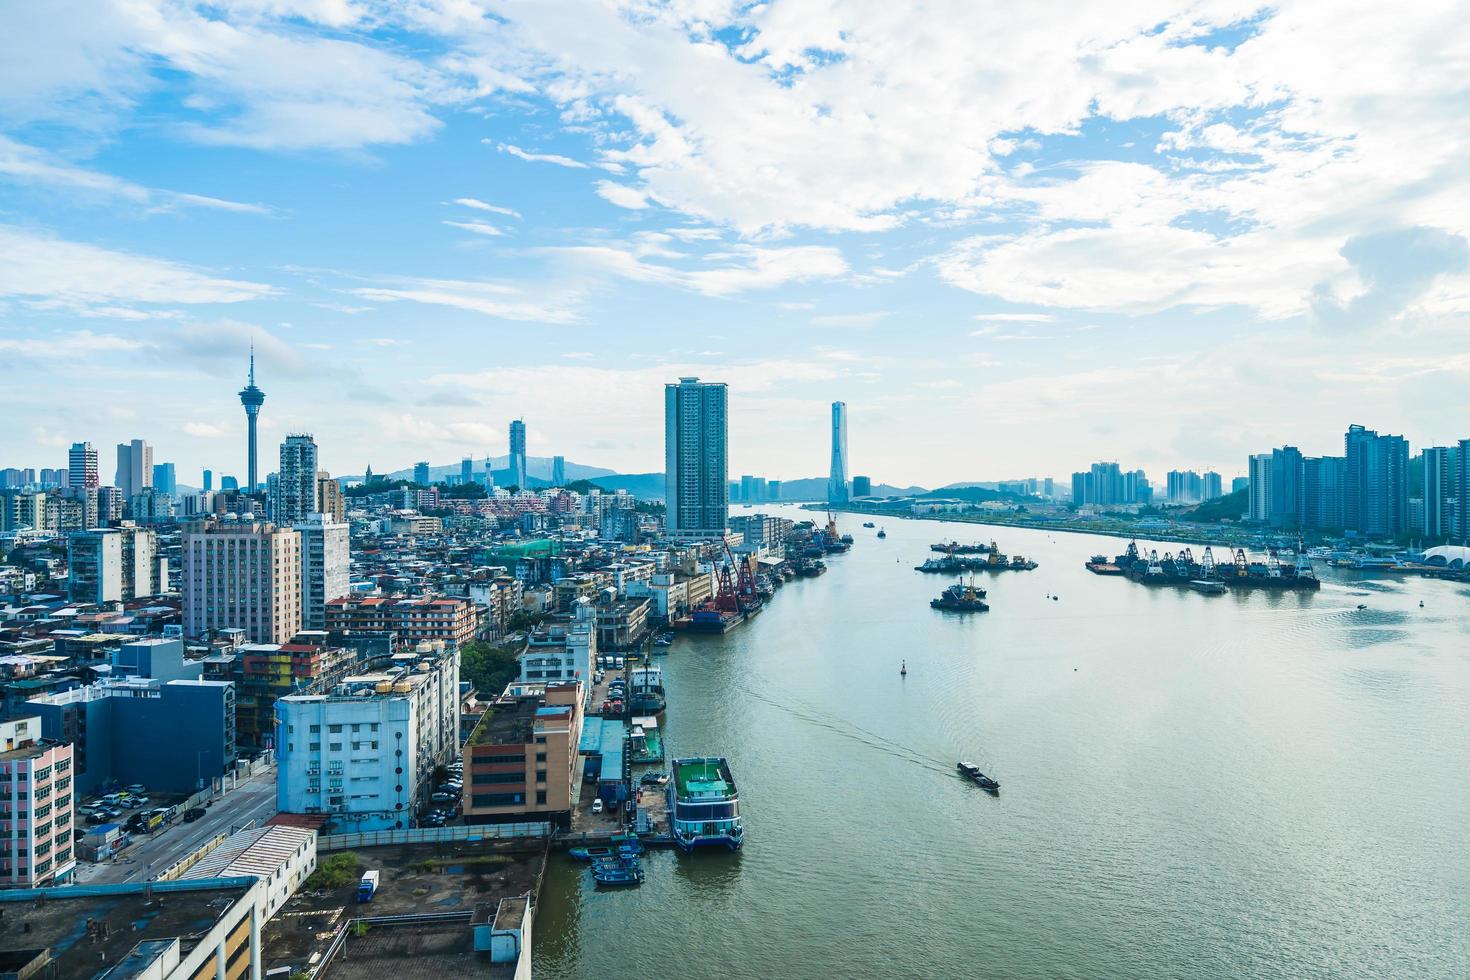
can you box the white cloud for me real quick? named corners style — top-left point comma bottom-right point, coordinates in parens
top-left (0, 135), bottom-right (270, 213)
top-left (595, 180), bottom-right (651, 210)
top-left (182, 421), bottom-right (226, 438)
top-left (0, 224), bottom-right (275, 313)
top-left (972, 313), bottom-right (1056, 323)
top-left (453, 198), bottom-right (521, 219)
top-left (810, 312), bottom-right (888, 328)
top-left (493, 142), bottom-right (590, 169)
top-left (543, 242), bottom-right (848, 296)
top-left (348, 277), bottom-right (582, 324)
top-left (442, 219), bottom-right (507, 237)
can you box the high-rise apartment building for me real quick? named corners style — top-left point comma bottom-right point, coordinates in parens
top-left (239, 348), bottom-right (266, 492)
top-left (509, 419), bottom-right (528, 489)
top-left (68, 441), bottom-right (99, 528)
top-left (316, 471), bottom-right (345, 522)
top-left (828, 401), bottom-right (849, 504)
top-left (68, 529), bottom-right (122, 603)
top-left (1247, 453), bottom-right (1272, 522)
top-left (1268, 447), bottom-right (1304, 528)
top-left (461, 457), bottom-right (474, 486)
top-left (97, 485), bottom-right (125, 524)
top-left (0, 716), bottom-right (76, 887)
top-left (203, 468), bottom-right (213, 492)
top-left (552, 455), bottom-right (566, 486)
top-left (296, 514), bottom-right (350, 631)
top-left (1423, 446), bottom-right (1452, 538)
top-left (275, 434), bottom-right (320, 525)
top-left (1344, 424), bottom-right (1409, 537)
top-left (1202, 471), bottom-right (1223, 501)
top-left (1457, 439), bottom-right (1470, 540)
top-left (182, 518), bottom-right (302, 643)
top-left (413, 460), bottom-right (430, 486)
top-left (665, 377), bottom-right (729, 539)
top-left (114, 439), bottom-right (153, 499)
top-left (1302, 456), bottom-right (1347, 530)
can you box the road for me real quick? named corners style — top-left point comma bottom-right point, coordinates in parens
top-left (78, 765), bottom-right (280, 884)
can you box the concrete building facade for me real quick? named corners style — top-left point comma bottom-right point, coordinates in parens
top-left (0, 715), bottom-right (76, 887)
top-left (183, 518), bottom-right (302, 643)
top-left (664, 377), bottom-right (728, 539)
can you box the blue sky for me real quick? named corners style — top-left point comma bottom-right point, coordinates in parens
top-left (2, 0), bottom-right (1467, 489)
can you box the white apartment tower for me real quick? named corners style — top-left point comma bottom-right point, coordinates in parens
top-left (115, 439), bottom-right (153, 498)
top-left (664, 377), bottom-right (729, 539)
top-left (296, 514), bottom-right (350, 631)
top-left (274, 434), bottom-right (320, 525)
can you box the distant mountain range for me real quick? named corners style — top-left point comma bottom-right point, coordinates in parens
top-left (342, 457), bottom-right (932, 501)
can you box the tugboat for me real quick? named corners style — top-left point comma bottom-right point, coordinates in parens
top-left (931, 579), bottom-right (989, 612)
top-left (956, 761), bottom-right (1000, 794)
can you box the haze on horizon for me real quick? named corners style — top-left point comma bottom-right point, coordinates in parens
top-left (1, 1), bottom-right (1467, 488)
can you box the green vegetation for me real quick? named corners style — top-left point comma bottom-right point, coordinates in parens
top-left (305, 851), bottom-right (362, 890)
top-left (460, 640), bottom-right (523, 696)
top-left (505, 610), bottom-right (546, 633)
top-left (344, 478), bottom-right (415, 497)
top-left (1188, 487), bottom-right (1248, 523)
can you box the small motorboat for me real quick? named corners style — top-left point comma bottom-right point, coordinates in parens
top-left (1357, 603), bottom-right (1367, 610)
top-left (900, 660), bottom-right (907, 677)
top-left (591, 862), bottom-right (645, 887)
top-left (876, 528), bottom-right (887, 538)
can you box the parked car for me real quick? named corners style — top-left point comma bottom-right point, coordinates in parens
top-left (591, 798), bottom-right (604, 814)
top-left (182, 807), bottom-right (207, 823)
top-left (430, 791), bottom-right (455, 804)
top-left (133, 796), bottom-right (150, 807)
top-left (105, 807), bottom-right (124, 818)
top-left (125, 784), bottom-right (147, 794)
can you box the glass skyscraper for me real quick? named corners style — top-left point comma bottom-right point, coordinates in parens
top-left (664, 377), bottom-right (728, 539)
top-left (828, 401), bottom-right (849, 504)
top-left (509, 418), bottom-right (527, 489)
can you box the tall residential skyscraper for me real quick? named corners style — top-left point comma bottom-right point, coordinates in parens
top-left (68, 441), bottom-right (99, 528)
top-left (461, 457), bottom-right (473, 486)
top-left (295, 514), bottom-right (350, 631)
top-left (1268, 446), bottom-right (1304, 528)
top-left (552, 455), bottom-right (566, 486)
top-left (664, 377), bottom-right (728, 539)
top-left (1422, 447), bottom-right (1452, 538)
top-left (1302, 456), bottom-right (1347, 530)
top-left (1247, 453), bottom-right (1272, 522)
top-left (203, 468), bottom-right (213, 492)
top-left (239, 346), bottom-right (266, 492)
top-left (1458, 439), bottom-right (1470, 540)
top-left (115, 439), bottom-right (153, 498)
top-left (414, 460), bottom-right (430, 485)
top-left (1344, 424), bottom-right (1409, 537)
top-left (275, 434), bottom-right (320, 525)
top-left (182, 518), bottom-right (301, 643)
top-left (828, 401), bottom-right (849, 504)
top-left (509, 418), bottom-right (528, 489)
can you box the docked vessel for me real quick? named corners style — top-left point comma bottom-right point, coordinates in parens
top-left (1113, 541), bottom-right (1320, 592)
top-left (969, 543), bottom-right (1038, 572)
top-left (931, 579), bottom-right (989, 612)
top-left (629, 665), bottom-right (667, 714)
top-left (1189, 579), bottom-right (1228, 594)
top-left (798, 559), bottom-right (828, 577)
top-left (669, 756), bottom-right (744, 852)
top-left (1085, 554), bottom-right (1125, 575)
top-left (931, 541), bottom-right (992, 555)
top-left (956, 761), bottom-right (1000, 793)
top-left (916, 556), bottom-right (966, 573)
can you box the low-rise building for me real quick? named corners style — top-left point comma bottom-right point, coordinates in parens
top-left (325, 595), bottom-right (477, 649)
top-left (519, 600), bottom-right (596, 687)
top-left (463, 682), bottom-right (583, 830)
top-left (179, 824), bottom-right (317, 923)
top-left (0, 715), bottom-right (75, 887)
top-left (275, 643), bottom-right (460, 832)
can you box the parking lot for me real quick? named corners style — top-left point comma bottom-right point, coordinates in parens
top-left (415, 757), bottom-right (464, 829)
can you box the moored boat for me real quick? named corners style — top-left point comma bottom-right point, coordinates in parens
top-left (669, 756), bottom-right (744, 852)
top-left (931, 579), bottom-right (989, 612)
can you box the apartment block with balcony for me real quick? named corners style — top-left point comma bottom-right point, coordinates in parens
top-left (324, 595), bottom-right (477, 649)
top-left (1, 715), bottom-right (76, 887)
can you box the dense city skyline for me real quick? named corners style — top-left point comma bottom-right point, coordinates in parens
top-left (3, 2), bottom-right (1468, 484)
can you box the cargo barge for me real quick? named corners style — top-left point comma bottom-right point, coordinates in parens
top-left (1103, 540), bottom-right (1320, 592)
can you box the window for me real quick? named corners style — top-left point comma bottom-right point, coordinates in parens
top-left (329, 724), bottom-right (343, 733)
top-left (309, 724), bottom-right (320, 733)
top-left (535, 752), bottom-right (547, 762)
top-left (535, 791), bottom-right (547, 805)
top-left (329, 742), bottom-right (342, 752)
top-left (309, 743), bottom-right (321, 752)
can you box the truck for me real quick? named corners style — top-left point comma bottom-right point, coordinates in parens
top-left (357, 870), bottom-right (380, 903)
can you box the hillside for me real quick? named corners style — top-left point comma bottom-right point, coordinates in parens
top-left (1188, 488), bottom-right (1248, 523)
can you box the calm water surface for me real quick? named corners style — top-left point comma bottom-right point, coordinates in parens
top-left (535, 510), bottom-right (1470, 979)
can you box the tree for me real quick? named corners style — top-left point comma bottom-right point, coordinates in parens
top-left (460, 640), bottom-right (522, 697)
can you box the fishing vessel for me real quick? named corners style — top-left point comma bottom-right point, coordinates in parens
top-left (629, 665), bottom-right (667, 714)
top-left (669, 757), bottom-right (744, 852)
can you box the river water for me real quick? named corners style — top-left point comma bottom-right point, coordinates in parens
top-left (534, 508), bottom-right (1470, 979)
